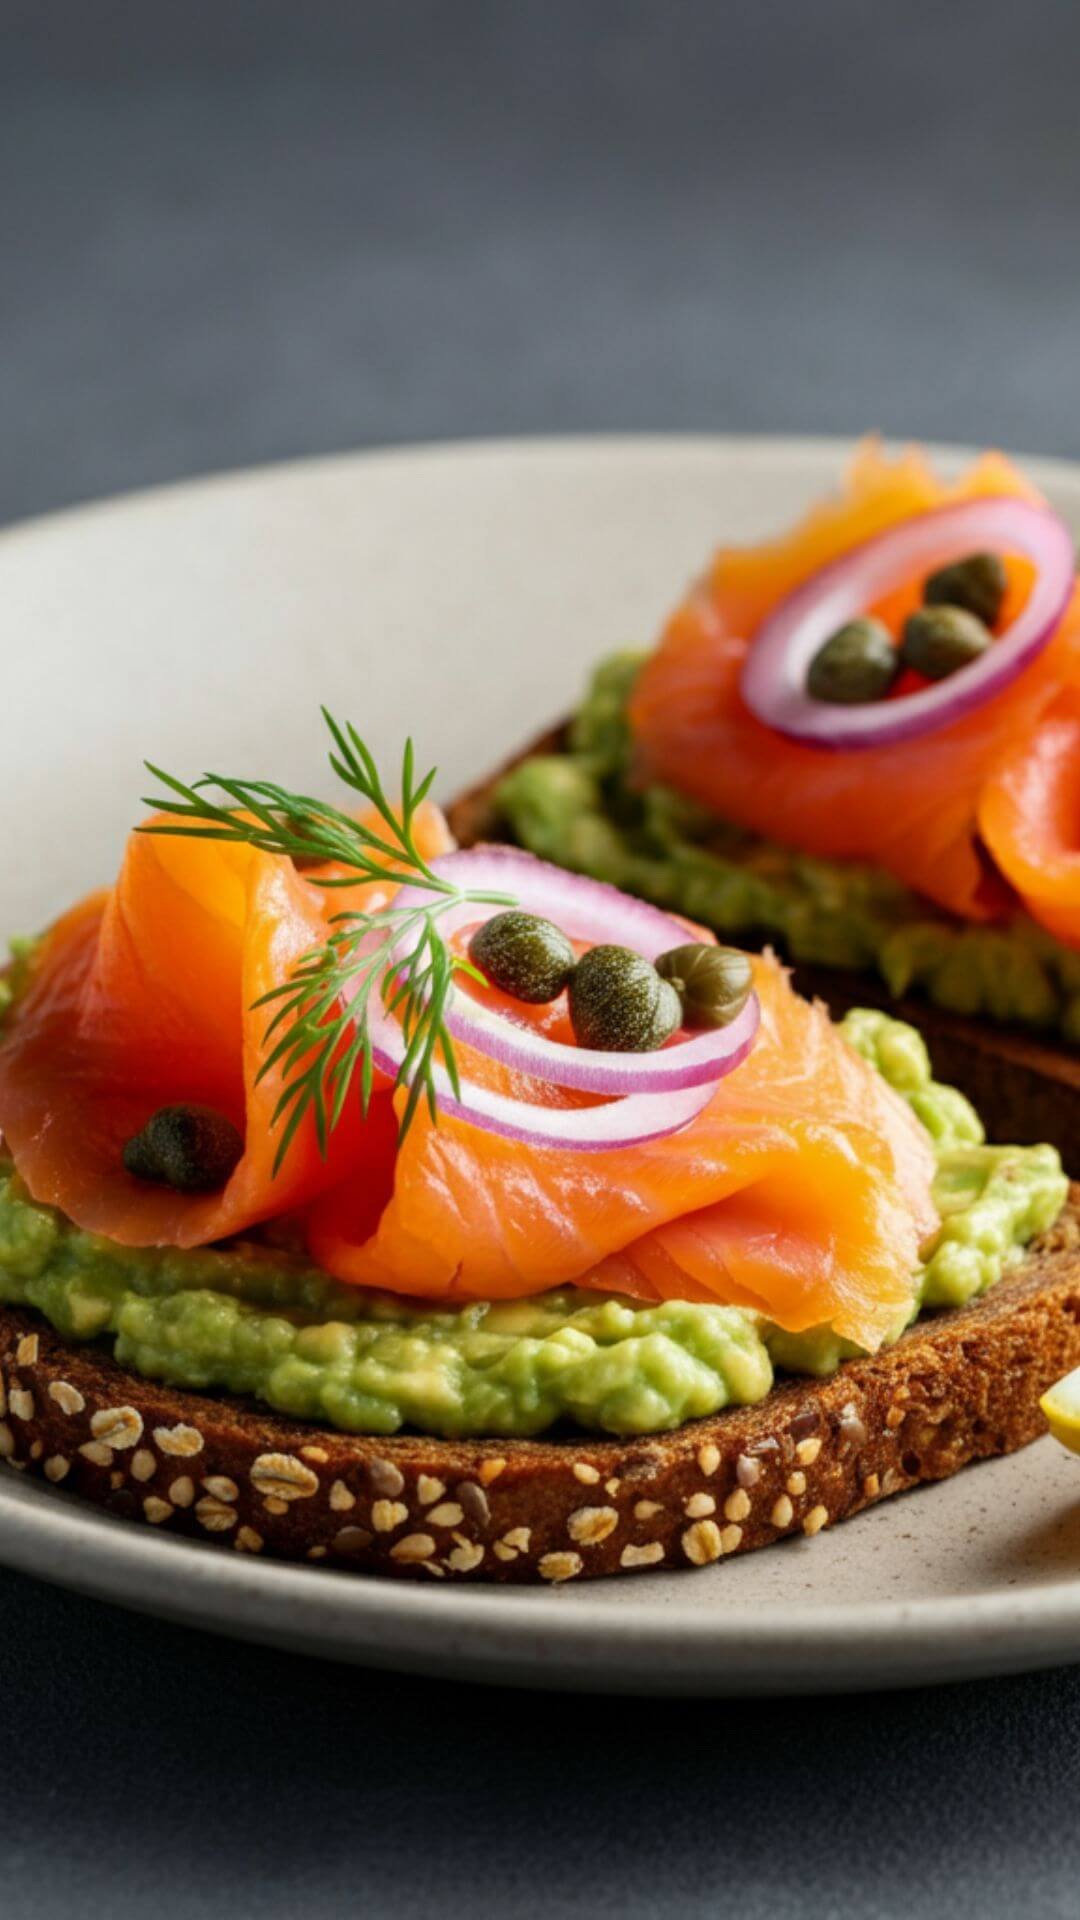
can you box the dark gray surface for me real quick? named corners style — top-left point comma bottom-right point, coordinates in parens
top-left (0, 1566), bottom-right (1077, 1920)
top-left (6, 0), bottom-right (1080, 527)
top-left (3, 3), bottom-right (1080, 1915)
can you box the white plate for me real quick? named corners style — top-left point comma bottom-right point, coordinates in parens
top-left (3, 434), bottom-right (1080, 1693)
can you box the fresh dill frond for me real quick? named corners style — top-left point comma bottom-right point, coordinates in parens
top-left (141, 711), bottom-right (513, 1170)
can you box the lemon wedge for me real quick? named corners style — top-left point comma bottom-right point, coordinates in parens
top-left (1041, 1365), bottom-right (1080, 1455)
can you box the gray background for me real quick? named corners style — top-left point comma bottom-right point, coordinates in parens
top-left (2, 2), bottom-right (1080, 1915)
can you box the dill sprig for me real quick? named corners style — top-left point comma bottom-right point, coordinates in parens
top-left (140, 710), bottom-right (514, 1170)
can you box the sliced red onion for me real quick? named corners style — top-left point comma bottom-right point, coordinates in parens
top-left (387, 847), bottom-right (761, 1094)
top-left (740, 496), bottom-right (1075, 749)
top-left (358, 847), bottom-right (760, 1149)
top-left (366, 1012), bottom-right (718, 1151)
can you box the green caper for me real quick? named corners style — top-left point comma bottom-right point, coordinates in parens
top-left (123, 1104), bottom-right (244, 1193)
top-left (923, 550), bottom-right (1006, 626)
top-left (568, 946), bottom-right (681, 1052)
top-left (655, 944), bottom-right (753, 1030)
top-left (469, 910), bottom-right (576, 1004)
top-left (806, 618), bottom-right (899, 704)
top-left (900, 604), bottom-right (991, 681)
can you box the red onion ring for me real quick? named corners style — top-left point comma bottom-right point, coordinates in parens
top-left (387, 848), bottom-right (760, 1093)
top-left (740, 496), bottom-right (1075, 749)
top-left (367, 1019), bottom-right (718, 1151)
top-left (362, 847), bottom-right (760, 1149)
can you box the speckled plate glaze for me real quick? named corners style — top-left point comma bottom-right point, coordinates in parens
top-left (3, 435), bottom-right (1080, 1693)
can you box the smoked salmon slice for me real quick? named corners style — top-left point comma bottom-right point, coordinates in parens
top-left (308, 953), bottom-right (937, 1351)
top-left (629, 441), bottom-right (1080, 923)
top-left (0, 803), bottom-right (452, 1246)
top-left (979, 691), bottom-right (1080, 948)
top-left (2, 802), bottom-right (937, 1351)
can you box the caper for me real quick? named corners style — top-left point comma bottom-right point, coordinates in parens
top-left (655, 943), bottom-right (753, 1029)
top-left (900, 605), bottom-right (991, 681)
top-left (123, 1104), bottom-right (244, 1193)
top-left (568, 945), bottom-right (681, 1053)
top-left (469, 910), bottom-right (577, 1004)
top-left (923, 550), bottom-right (1006, 626)
top-left (806, 618), bottom-right (899, 705)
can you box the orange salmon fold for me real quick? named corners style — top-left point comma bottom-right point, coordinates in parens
top-left (0, 804), bottom-right (453, 1246)
top-left (629, 440), bottom-right (1080, 924)
top-left (1, 810), bottom-right (938, 1351)
top-left (309, 954), bottom-right (938, 1351)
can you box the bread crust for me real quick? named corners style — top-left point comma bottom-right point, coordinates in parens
top-left (3, 1202), bottom-right (1079, 1582)
top-left (445, 723), bottom-right (1080, 1165)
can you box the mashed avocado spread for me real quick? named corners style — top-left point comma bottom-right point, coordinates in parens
top-left (0, 1010), bottom-right (1065, 1438)
top-left (497, 654), bottom-right (1080, 1043)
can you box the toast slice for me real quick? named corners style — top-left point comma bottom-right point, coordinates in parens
top-left (3, 1199), bottom-right (1079, 1582)
top-left (446, 725), bottom-right (1080, 1169)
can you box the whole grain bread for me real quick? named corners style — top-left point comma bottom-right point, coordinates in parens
top-left (445, 724), bottom-right (1080, 1169)
top-left (3, 1200), bottom-right (1080, 1582)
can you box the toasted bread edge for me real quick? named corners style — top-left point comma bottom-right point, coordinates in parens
top-left (3, 1202), bottom-right (1079, 1582)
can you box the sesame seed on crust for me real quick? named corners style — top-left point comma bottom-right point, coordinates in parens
top-left (539, 1552), bottom-right (583, 1583)
top-left (567, 1505), bottom-right (618, 1547)
top-left (682, 1519), bottom-right (722, 1566)
top-left (447, 1539), bottom-right (485, 1574)
top-left (48, 1381), bottom-right (85, 1416)
top-left (427, 1501), bottom-right (465, 1528)
top-left (203, 1475), bottom-right (239, 1503)
top-left (195, 1495), bottom-right (238, 1533)
top-left (90, 1406), bottom-right (143, 1450)
top-left (153, 1423), bottom-right (203, 1457)
top-left (371, 1499), bottom-right (408, 1533)
top-left (249, 1453), bottom-right (319, 1502)
top-left (770, 1494), bottom-right (794, 1529)
top-left (683, 1492), bottom-right (716, 1519)
top-left (390, 1533), bottom-right (436, 1563)
top-left (620, 1542), bottom-right (664, 1569)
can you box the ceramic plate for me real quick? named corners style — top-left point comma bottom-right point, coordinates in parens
top-left (3, 435), bottom-right (1080, 1693)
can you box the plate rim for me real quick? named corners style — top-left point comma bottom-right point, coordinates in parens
top-left (2, 1463), bottom-right (1079, 1694)
top-left (8, 426), bottom-right (1080, 551)
top-left (4, 429), bottom-right (1080, 1691)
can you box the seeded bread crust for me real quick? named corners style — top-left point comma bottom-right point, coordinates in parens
top-left (2, 1201), bottom-right (1079, 1583)
top-left (446, 724), bottom-right (1080, 1165)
